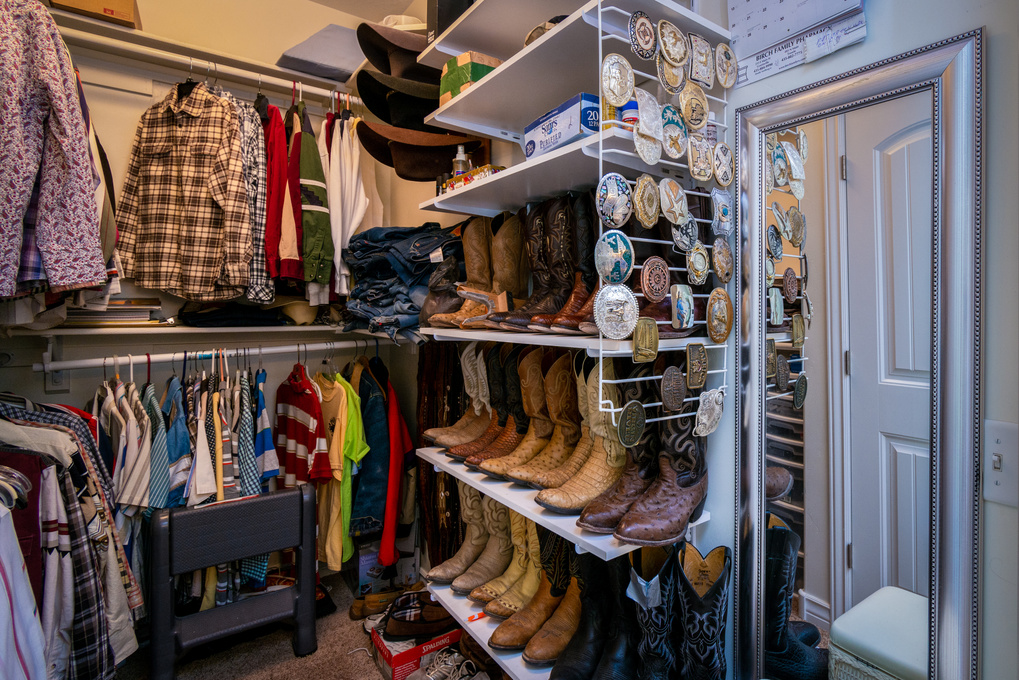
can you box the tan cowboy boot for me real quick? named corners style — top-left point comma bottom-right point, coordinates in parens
top-left (504, 351), bottom-right (581, 486)
top-left (424, 481), bottom-right (488, 583)
top-left (429, 216), bottom-right (493, 328)
top-left (465, 345), bottom-right (528, 468)
top-left (479, 346), bottom-right (554, 478)
top-left (484, 520), bottom-right (541, 619)
top-left (534, 358), bottom-right (626, 514)
top-left (531, 353), bottom-right (596, 489)
top-left (450, 496), bottom-right (513, 595)
top-left (468, 509), bottom-right (528, 605)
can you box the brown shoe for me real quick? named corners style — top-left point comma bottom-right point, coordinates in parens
top-left (429, 216), bottom-right (493, 328)
top-left (461, 210), bottom-right (529, 329)
top-left (466, 345), bottom-right (528, 468)
top-left (484, 199), bottom-right (554, 330)
top-left (550, 281), bottom-right (598, 335)
top-left (450, 496), bottom-right (513, 595)
top-left (765, 466), bottom-right (794, 500)
top-left (531, 354), bottom-right (595, 489)
top-left (488, 529), bottom-right (570, 650)
top-left (613, 379), bottom-right (708, 546)
top-left (480, 347), bottom-right (554, 478)
top-left (469, 510), bottom-right (528, 604)
top-left (425, 342), bottom-right (485, 446)
top-left (424, 481), bottom-right (488, 583)
top-left (447, 343), bottom-right (509, 461)
top-left (521, 577), bottom-right (581, 664)
top-left (505, 351), bottom-right (581, 486)
top-left (484, 520), bottom-right (541, 619)
top-left (576, 362), bottom-right (662, 533)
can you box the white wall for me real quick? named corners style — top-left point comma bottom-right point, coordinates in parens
top-left (720, 0), bottom-right (1019, 676)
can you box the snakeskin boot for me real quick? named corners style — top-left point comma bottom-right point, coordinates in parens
top-left (531, 353), bottom-right (595, 490)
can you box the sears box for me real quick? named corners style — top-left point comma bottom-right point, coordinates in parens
top-left (523, 93), bottom-right (599, 159)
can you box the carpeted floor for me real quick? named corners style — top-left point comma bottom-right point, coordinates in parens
top-left (117, 573), bottom-right (385, 680)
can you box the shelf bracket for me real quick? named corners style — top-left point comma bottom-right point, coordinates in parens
top-left (43, 336), bottom-right (71, 394)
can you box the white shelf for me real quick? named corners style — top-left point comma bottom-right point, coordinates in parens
top-left (766, 432), bottom-right (804, 448)
top-left (766, 453), bottom-right (804, 471)
top-left (421, 127), bottom-right (712, 216)
top-left (424, 0), bottom-right (729, 142)
top-left (417, 0), bottom-right (589, 69)
top-left (420, 326), bottom-right (717, 357)
top-left (772, 498), bottom-right (805, 514)
top-left (418, 447), bottom-right (709, 560)
top-left (766, 412), bottom-right (804, 425)
top-left (426, 581), bottom-right (549, 680)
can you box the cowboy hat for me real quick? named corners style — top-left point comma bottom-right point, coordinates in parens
top-left (355, 69), bottom-right (443, 133)
top-left (356, 22), bottom-right (442, 83)
top-left (356, 120), bottom-right (483, 182)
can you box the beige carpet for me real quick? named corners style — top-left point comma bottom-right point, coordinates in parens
top-left (117, 573), bottom-right (386, 680)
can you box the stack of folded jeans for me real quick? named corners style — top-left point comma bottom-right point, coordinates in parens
top-left (343, 222), bottom-right (463, 340)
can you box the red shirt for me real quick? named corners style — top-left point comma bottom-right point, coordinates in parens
top-left (378, 381), bottom-right (413, 567)
top-left (262, 105), bottom-right (287, 278)
top-left (274, 366), bottom-right (328, 488)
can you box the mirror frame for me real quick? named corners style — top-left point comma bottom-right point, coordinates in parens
top-left (734, 30), bottom-right (984, 680)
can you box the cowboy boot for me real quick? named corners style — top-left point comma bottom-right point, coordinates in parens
top-left (480, 346), bottom-right (554, 478)
top-left (763, 515), bottom-right (829, 680)
top-left (766, 466), bottom-right (795, 500)
top-left (613, 386), bottom-right (708, 546)
top-left (484, 519), bottom-right (541, 619)
top-left (522, 567), bottom-right (582, 665)
top-left (534, 358), bottom-right (626, 514)
top-left (590, 554), bottom-right (640, 680)
top-left (530, 191), bottom-right (596, 332)
top-left (551, 279), bottom-right (599, 335)
top-left (630, 547), bottom-right (679, 680)
top-left (576, 361), bottom-right (662, 532)
top-left (531, 353), bottom-right (595, 489)
top-left (429, 216), bottom-right (493, 327)
top-left (450, 496), bottom-right (513, 595)
top-left (501, 195), bottom-right (575, 331)
top-left (505, 351), bottom-right (581, 486)
top-left (488, 528), bottom-right (570, 650)
top-left (425, 342), bottom-right (485, 446)
top-left (675, 543), bottom-right (731, 680)
top-left (424, 481), bottom-right (488, 583)
top-left (465, 344), bottom-right (528, 468)
top-left (550, 552), bottom-right (610, 680)
top-left (420, 255), bottom-right (463, 327)
top-left (460, 210), bottom-right (529, 328)
top-left (434, 343), bottom-right (494, 449)
top-left (468, 510), bottom-right (528, 604)
top-left (446, 343), bottom-right (508, 461)
top-left (485, 199), bottom-right (553, 329)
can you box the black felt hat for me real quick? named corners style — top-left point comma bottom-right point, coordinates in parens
top-left (356, 70), bottom-right (443, 133)
top-left (356, 22), bottom-right (442, 83)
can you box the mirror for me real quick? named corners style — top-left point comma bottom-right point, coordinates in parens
top-left (735, 31), bottom-right (983, 680)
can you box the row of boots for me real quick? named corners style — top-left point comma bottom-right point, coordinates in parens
top-left (424, 342), bottom-right (709, 546)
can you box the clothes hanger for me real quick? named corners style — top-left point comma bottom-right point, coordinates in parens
top-left (177, 56), bottom-right (199, 101)
top-left (254, 75), bottom-right (270, 122)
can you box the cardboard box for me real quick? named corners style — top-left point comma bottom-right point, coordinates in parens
top-left (372, 625), bottom-right (462, 680)
top-left (50, 0), bottom-right (138, 28)
top-left (346, 536), bottom-right (422, 596)
top-left (439, 51), bottom-right (502, 106)
top-left (523, 93), bottom-right (600, 159)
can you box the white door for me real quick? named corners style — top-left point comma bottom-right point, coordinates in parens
top-left (843, 90), bottom-right (933, 605)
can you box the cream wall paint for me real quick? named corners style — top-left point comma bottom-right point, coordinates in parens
top-left (718, 0), bottom-right (1019, 676)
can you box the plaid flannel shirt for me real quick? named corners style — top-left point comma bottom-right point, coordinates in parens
top-left (117, 83), bottom-right (252, 301)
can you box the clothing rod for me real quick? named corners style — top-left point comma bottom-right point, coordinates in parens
top-left (32, 339), bottom-right (391, 373)
top-left (59, 25), bottom-right (356, 104)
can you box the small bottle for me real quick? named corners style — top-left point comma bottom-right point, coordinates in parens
top-left (452, 145), bottom-right (469, 176)
top-left (436, 175), bottom-right (444, 196)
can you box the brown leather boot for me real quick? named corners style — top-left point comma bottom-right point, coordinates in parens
top-left (429, 216), bottom-right (493, 327)
top-left (461, 210), bottom-right (529, 329)
top-left (530, 191), bottom-right (596, 332)
top-left (466, 344), bottom-right (528, 468)
top-left (532, 354), bottom-right (596, 489)
top-left (424, 481), bottom-right (488, 583)
top-left (447, 343), bottom-right (507, 461)
top-left (576, 361), bottom-right (663, 533)
top-left (523, 574), bottom-right (581, 665)
top-left (450, 496), bottom-right (513, 595)
top-left (765, 466), bottom-right (794, 499)
top-left (550, 280), bottom-right (598, 335)
top-left (469, 510), bottom-right (528, 604)
top-left (485, 520), bottom-right (541, 619)
top-left (613, 387), bottom-right (708, 547)
top-left (485, 199), bottom-right (553, 330)
top-left (480, 346), bottom-right (554, 478)
top-left (489, 528), bottom-right (570, 650)
top-left (535, 359), bottom-right (626, 514)
top-left (505, 351), bottom-right (581, 486)
top-left (501, 195), bottom-right (575, 331)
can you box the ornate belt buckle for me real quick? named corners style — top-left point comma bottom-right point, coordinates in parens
top-left (657, 19), bottom-right (688, 67)
top-left (661, 364), bottom-right (688, 411)
top-left (765, 257), bottom-right (776, 288)
top-left (775, 355), bottom-right (790, 392)
top-left (595, 228), bottom-right (635, 284)
top-left (657, 52), bottom-right (685, 94)
top-left (713, 142), bottom-right (734, 187)
top-left (706, 287), bottom-right (733, 343)
top-left (602, 53), bottom-right (635, 108)
top-left (597, 172), bottom-right (633, 228)
top-left (694, 387), bottom-right (724, 436)
top-left (772, 201), bottom-right (791, 240)
top-left (686, 343), bottom-right (708, 390)
top-left (687, 32), bottom-right (715, 89)
top-left (769, 287), bottom-right (784, 327)
top-left (661, 105), bottom-right (688, 160)
top-left (679, 80), bottom-right (710, 131)
top-left (634, 173), bottom-right (660, 229)
top-left (628, 11), bottom-right (657, 60)
top-left (787, 205), bottom-right (806, 247)
top-left (659, 176), bottom-right (687, 224)
top-left (618, 399), bottom-right (647, 447)
top-left (687, 133), bottom-right (713, 181)
top-left (715, 42), bottom-right (738, 89)
top-left (712, 236), bottom-right (733, 285)
top-left (594, 284), bottom-right (639, 339)
top-left (766, 338), bottom-right (777, 378)
top-left (791, 313), bottom-right (805, 348)
top-left (711, 187), bottom-right (733, 236)
top-left (686, 241), bottom-right (710, 285)
top-left (772, 142), bottom-right (789, 186)
top-left (632, 318), bottom-right (659, 363)
top-left (671, 283), bottom-right (695, 329)
top-left (792, 373), bottom-right (808, 410)
top-left (783, 267), bottom-right (799, 304)
top-left (641, 256), bottom-right (671, 303)
top-left (767, 224), bottom-right (783, 260)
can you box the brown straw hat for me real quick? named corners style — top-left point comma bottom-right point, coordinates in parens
top-left (356, 120), bottom-right (483, 182)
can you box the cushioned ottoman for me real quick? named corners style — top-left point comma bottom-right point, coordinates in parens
top-left (829, 586), bottom-right (927, 680)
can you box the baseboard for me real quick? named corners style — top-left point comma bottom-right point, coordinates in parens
top-left (799, 588), bottom-right (831, 631)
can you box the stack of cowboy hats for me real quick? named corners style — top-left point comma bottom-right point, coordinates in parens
top-left (355, 22), bottom-right (483, 182)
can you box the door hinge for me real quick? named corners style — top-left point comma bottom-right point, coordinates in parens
top-left (840, 155), bottom-right (847, 180)
top-left (844, 350), bottom-right (851, 376)
top-left (846, 543), bottom-right (853, 569)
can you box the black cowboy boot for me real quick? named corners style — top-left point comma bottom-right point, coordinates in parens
top-left (591, 554), bottom-right (639, 680)
top-left (675, 543), bottom-right (731, 680)
top-left (764, 515), bottom-right (829, 680)
top-left (631, 547), bottom-right (679, 680)
top-left (550, 551), bottom-right (609, 680)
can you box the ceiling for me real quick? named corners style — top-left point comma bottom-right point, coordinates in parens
top-left (308, 0), bottom-right (420, 23)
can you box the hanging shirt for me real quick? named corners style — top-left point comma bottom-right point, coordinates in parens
top-left (274, 365), bottom-right (327, 488)
top-left (278, 104), bottom-right (305, 281)
top-left (262, 105), bottom-right (287, 279)
top-left (0, 0), bottom-right (107, 297)
top-left (312, 372), bottom-right (347, 570)
top-left (253, 369), bottom-right (280, 484)
top-left (378, 380), bottom-right (413, 567)
top-left (338, 375), bottom-right (369, 562)
top-left (160, 376), bottom-right (192, 507)
top-left (333, 117), bottom-right (369, 295)
top-left (142, 384), bottom-right (170, 509)
top-left (117, 82), bottom-right (252, 301)
top-left (0, 506), bottom-right (47, 680)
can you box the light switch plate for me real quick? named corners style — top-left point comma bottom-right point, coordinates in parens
top-left (983, 419), bottom-right (1018, 507)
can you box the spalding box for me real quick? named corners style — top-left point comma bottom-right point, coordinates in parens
top-left (372, 626), bottom-right (463, 680)
top-left (523, 93), bottom-right (599, 159)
